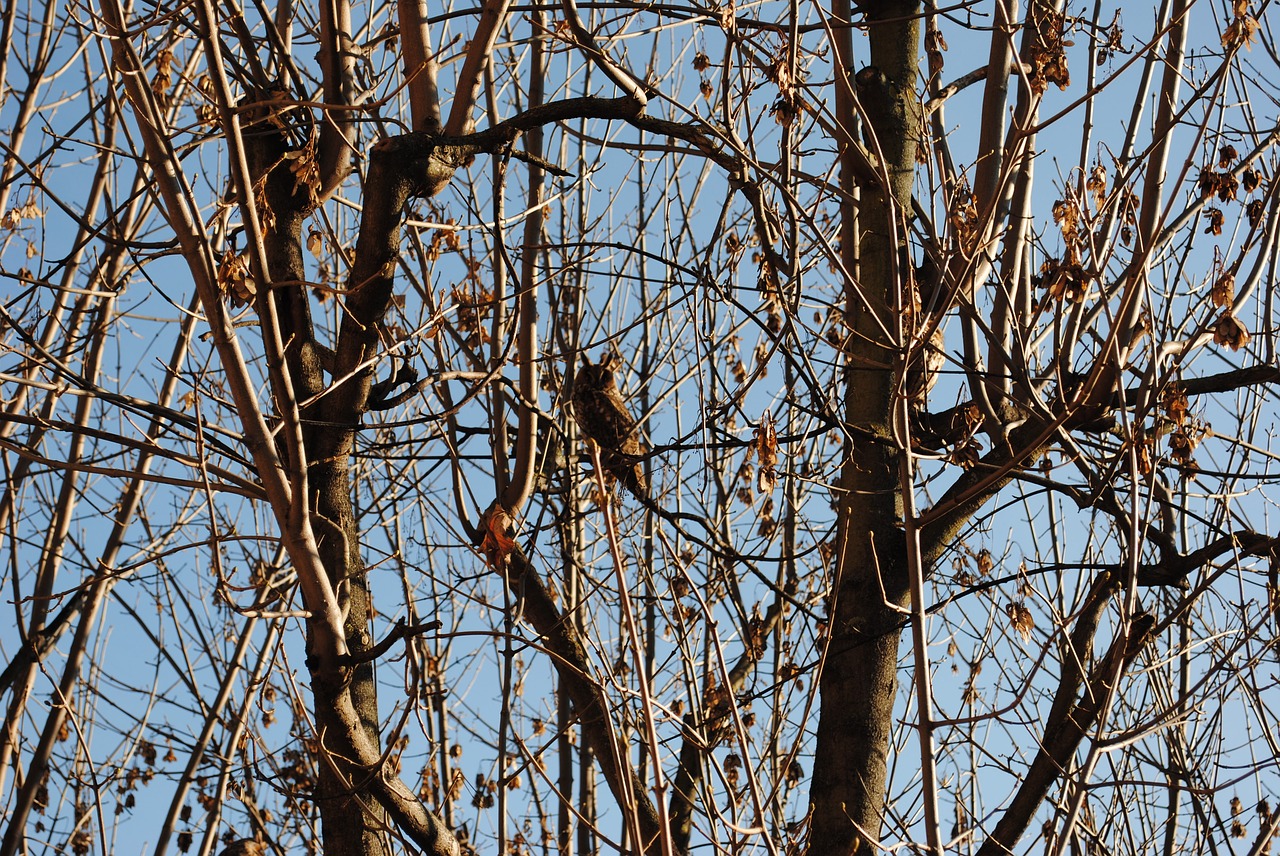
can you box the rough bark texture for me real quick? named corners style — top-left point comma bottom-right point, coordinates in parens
top-left (809, 2), bottom-right (923, 852)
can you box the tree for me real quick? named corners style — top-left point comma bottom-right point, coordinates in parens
top-left (3, 0), bottom-right (1280, 853)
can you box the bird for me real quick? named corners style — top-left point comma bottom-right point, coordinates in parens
top-left (569, 353), bottom-right (648, 497)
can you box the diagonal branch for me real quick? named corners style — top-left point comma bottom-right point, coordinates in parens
top-left (444, 0), bottom-right (512, 135)
top-left (976, 584), bottom-right (1155, 856)
top-left (483, 511), bottom-right (665, 854)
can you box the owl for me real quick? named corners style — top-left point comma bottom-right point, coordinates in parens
top-left (570, 354), bottom-right (648, 497)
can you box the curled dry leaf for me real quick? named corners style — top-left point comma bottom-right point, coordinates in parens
top-left (754, 413), bottom-right (779, 493)
top-left (1162, 385), bottom-right (1189, 425)
top-left (1213, 311), bottom-right (1251, 350)
top-left (1168, 428), bottom-right (1199, 467)
top-left (1134, 425), bottom-right (1154, 475)
top-left (1006, 602), bottom-right (1035, 642)
top-left (1203, 207), bottom-right (1225, 235)
top-left (1222, 0), bottom-right (1259, 49)
top-left (1086, 164), bottom-right (1107, 209)
top-left (1198, 168), bottom-right (1238, 202)
top-left (216, 250), bottom-right (255, 307)
top-left (1211, 270), bottom-right (1235, 307)
top-left (286, 139), bottom-right (323, 205)
top-left (1, 197), bottom-right (42, 230)
top-left (1026, 9), bottom-right (1071, 93)
top-left (926, 27), bottom-right (947, 79)
top-left (948, 436), bottom-right (982, 469)
top-left (1246, 198), bottom-right (1265, 228)
top-left (479, 504), bottom-right (516, 570)
top-left (151, 48), bottom-right (174, 102)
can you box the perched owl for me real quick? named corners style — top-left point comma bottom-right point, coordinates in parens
top-left (570, 354), bottom-right (647, 497)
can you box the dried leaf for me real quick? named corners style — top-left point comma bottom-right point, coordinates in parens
top-left (1086, 164), bottom-right (1107, 209)
top-left (948, 436), bottom-right (982, 469)
top-left (1213, 311), bottom-right (1251, 350)
top-left (1169, 429), bottom-right (1198, 466)
top-left (1198, 167), bottom-right (1222, 199)
top-left (479, 504), bottom-right (516, 570)
top-left (754, 414), bottom-right (779, 493)
top-left (286, 140), bottom-right (323, 205)
top-left (1211, 270), bottom-right (1235, 307)
top-left (217, 251), bottom-right (255, 307)
top-left (1222, 2), bottom-right (1259, 49)
top-left (151, 48), bottom-right (175, 102)
top-left (1026, 9), bottom-right (1071, 92)
top-left (1162, 385), bottom-right (1189, 425)
top-left (1203, 207), bottom-right (1224, 235)
top-left (1135, 426), bottom-right (1153, 475)
top-left (1006, 602), bottom-right (1035, 641)
top-left (1246, 198), bottom-right (1265, 228)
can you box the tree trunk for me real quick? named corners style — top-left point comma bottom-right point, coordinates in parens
top-left (809, 3), bottom-right (923, 852)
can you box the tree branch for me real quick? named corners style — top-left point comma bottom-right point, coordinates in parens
top-left (485, 518), bottom-right (665, 854)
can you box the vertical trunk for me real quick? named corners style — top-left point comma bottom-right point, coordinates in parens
top-left (809, 3), bottom-right (922, 853)
top-left (245, 121), bottom-right (390, 855)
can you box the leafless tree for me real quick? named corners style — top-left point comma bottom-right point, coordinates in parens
top-left (3, 0), bottom-right (1280, 855)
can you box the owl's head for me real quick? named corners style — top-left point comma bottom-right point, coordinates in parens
top-left (575, 352), bottom-right (622, 393)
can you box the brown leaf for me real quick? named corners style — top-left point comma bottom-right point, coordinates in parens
top-left (948, 437), bottom-right (982, 469)
top-left (1198, 168), bottom-right (1221, 199)
top-left (1006, 602), bottom-right (1035, 641)
top-left (1169, 429), bottom-right (1198, 466)
top-left (1222, 3), bottom-right (1259, 49)
top-left (1203, 207), bottom-right (1225, 235)
top-left (1213, 311), bottom-right (1251, 350)
top-left (1162, 385), bottom-right (1189, 425)
top-left (216, 251), bottom-right (255, 307)
top-left (1246, 198), bottom-right (1265, 227)
top-left (1217, 171), bottom-right (1239, 202)
top-left (1211, 270), bottom-right (1235, 307)
top-left (217, 842), bottom-right (266, 856)
top-left (754, 414), bottom-right (779, 493)
top-left (479, 504), bottom-right (516, 569)
top-left (1086, 164), bottom-right (1107, 209)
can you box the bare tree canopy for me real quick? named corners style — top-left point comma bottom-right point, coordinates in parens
top-left (3, 0), bottom-right (1280, 854)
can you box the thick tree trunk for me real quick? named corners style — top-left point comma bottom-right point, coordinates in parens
top-left (244, 121), bottom-right (392, 855)
top-left (809, 3), bottom-right (922, 853)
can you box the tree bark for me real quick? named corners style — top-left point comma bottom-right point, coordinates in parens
top-left (809, 2), bottom-right (923, 853)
